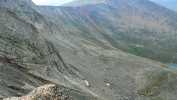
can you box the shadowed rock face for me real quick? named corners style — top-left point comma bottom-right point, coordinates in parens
top-left (0, 3), bottom-right (91, 100)
top-left (0, 6), bottom-right (75, 78)
top-left (0, 5), bottom-right (47, 95)
top-left (1, 0), bottom-right (177, 100)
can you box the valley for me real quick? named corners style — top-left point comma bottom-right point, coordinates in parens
top-left (39, 0), bottom-right (177, 63)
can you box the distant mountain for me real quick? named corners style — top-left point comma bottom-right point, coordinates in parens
top-left (40, 0), bottom-right (177, 63)
top-left (150, 0), bottom-right (177, 11)
top-left (65, 0), bottom-right (177, 11)
top-left (62, 0), bottom-right (105, 6)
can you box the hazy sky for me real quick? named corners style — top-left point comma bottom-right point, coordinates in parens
top-left (31, 0), bottom-right (74, 6)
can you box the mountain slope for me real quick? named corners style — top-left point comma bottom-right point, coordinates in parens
top-left (0, 2), bottom-right (98, 100)
top-left (40, 0), bottom-right (177, 63)
top-left (1, 0), bottom-right (177, 100)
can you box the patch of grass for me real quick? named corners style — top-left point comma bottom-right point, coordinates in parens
top-left (153, 97), bottom-right (164, 100)
top-left (138, 71), bottom-right (167, 96)
top-left (31, 55), bottom-right (38, 63)
top-left (32, 56), bottom-right (37, 61)
top-left (77, 31), bottom-right (111, 50)
top-left (99, 55), bottom-right (109, 63)
top-left (138, 86), bottom-right (159, 96)
top-left (127, 46), bottom-right (154, 57)
top-left (100, 31), bottom-right (120, 49)
top-left (151, 71), bottom-right (168, 86)
top-left (46, 67), bottom-right (51, 76)
top-left (81, 48), bottom-right (88, 54)
top-left (73, 50), bottom-right (78, 54)
top-left (138, 71), bottom-right (177, 97)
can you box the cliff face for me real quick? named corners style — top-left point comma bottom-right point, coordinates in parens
top-left (0, 1), bottom-right (91, 99)
top-left (1, 0), bottom-right (177, 100)
top-left (0, 5), bottom-right (52, 95)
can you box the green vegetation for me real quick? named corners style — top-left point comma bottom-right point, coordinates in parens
top-left (99, 55), bottom-right (109, 63)
top-left (138, 85), bottom-right (159, 96)
top-left (67, 19), bottom-right (112, 50)
top-left (31, 55), bottom-right (38, 63)
top-left (98, 27), bottom-right (177, 63)
top-left (138, 71), bottom-right (177, 97)
top-left (81, 48), bottom-right (88, 54)
top-left (127, 46), bottom-right (153, 57)
top-left (46, 67), bottom-right (51, 76)
top-left (138, 72), bottom-right (168, 96)
top-left (153, 97), bottom-right (164, 100)
top-left (100, 32), bottom-right (119, 49)
top-left (67, 17), bottom-right (177, 63)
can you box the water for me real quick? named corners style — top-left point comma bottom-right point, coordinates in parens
top-left (166, 62), bottom-right (177, 68)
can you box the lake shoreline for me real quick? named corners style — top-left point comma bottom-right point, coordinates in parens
top-left (166, 62), bottom-right (177, 68)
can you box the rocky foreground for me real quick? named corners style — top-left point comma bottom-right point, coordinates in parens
top-left (4, 84), bottom-right (73, 100)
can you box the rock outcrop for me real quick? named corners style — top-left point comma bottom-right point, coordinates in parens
top-left (4, 84), bottom-right (73, 100)
top-left (0, 1), bottom-right (87, 99)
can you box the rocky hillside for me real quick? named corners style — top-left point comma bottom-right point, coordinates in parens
top-left (0, 1), bottom-right (96, 99)
top-left (1, 0), bottom-right (177, 100)
top-left (40, 0), bottom-right (177, 63)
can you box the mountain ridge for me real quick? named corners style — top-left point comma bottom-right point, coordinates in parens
top-left (62, 0), bottom-right (106, 6)
top-left (150, 0), bottom-right (177, 11)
